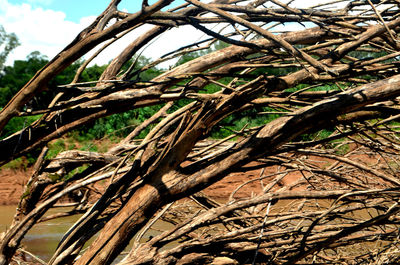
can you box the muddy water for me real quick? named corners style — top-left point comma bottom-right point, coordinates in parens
top-left (0, 200), bottom-right (388, 262)
top-left (0, 205), bottom-right (84, 261)
top-left (0, 205), bottom-right (174, 262)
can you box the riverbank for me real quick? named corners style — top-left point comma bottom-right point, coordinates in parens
top-left (0, 168), bottom-right (32, 205)
top-left (0, 163), bottom-right (301, 205)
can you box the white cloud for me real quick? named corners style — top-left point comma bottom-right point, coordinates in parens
top-left (0, 1), bottom-right (94, 65)
top-left (0, 0), bottom-right (209, 68)
top-left (1, 0), bottom-right (355, 69)
top-left (87, 24), bottom-right (211, 68)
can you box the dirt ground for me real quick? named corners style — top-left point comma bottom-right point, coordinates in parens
top-left (0, 168), bottom-right (33, 205)
top-left (0, 149), bottom-right (379, 206)
top-left (0, 163), bottom-right (302, 205)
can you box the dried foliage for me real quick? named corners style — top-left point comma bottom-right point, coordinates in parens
top-left (2, 0), bottom-right (400, 264)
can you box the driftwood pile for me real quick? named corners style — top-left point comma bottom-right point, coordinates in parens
top-left (2, 0), bottom-right (400, 264)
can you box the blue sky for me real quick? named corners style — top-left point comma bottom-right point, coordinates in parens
top-left (0, 0), bottom-right (194, 65)
top-left (0, 0), bottom-right (323, 66)
top-left (7, 0), bottom-right (111, 22)
top-left (6, 0), bottom-right (186, 23)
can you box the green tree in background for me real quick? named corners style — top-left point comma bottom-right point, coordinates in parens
top-left (0, 25), bottom-right (19, 71)
top-left (0, 51), bottom-right (48, 108)
top-left (83, 56), bottom-right (163, 139)
top-left (0, 52), bottom-right (92, 138)
top-left (0, 52), bottom-right (163, 140)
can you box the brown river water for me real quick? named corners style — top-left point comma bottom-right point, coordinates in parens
top-left (0, 205), bottom-right (84, 261)
top-left (0, 205), bottom-right (173, 262)
top-left (0, 199), bottom-right (386, 263)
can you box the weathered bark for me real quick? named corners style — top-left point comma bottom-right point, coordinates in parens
top-left (3, 1), bottom-right (400, 265)
top-left (0, 26), bottom-right (338, 166)
top-left (75, 74), bottom-right (400, 264)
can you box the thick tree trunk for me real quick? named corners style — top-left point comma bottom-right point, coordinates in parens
top-left (3, 1), bottom-right (400, 264)
top-left (76, 74), bottom-right (400, 264)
